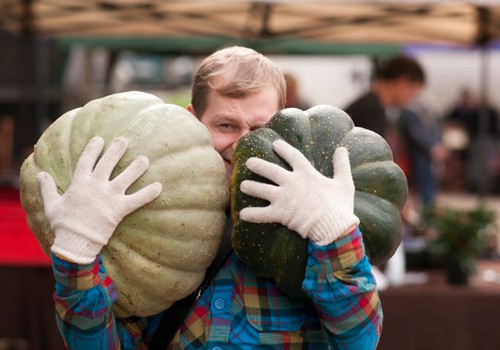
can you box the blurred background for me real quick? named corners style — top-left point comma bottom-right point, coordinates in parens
top-left (1, 1), bottom-right (500, 349)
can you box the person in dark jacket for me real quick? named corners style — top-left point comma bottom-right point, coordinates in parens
top-left (345, 55), bottom-right (426, 139)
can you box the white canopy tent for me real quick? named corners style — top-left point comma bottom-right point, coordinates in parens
top-left (1, 0), bottom-right (499, 195)
top-left (1, 0), bottom-right (500, 46)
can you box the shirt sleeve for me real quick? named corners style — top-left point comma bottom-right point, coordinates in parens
top-left (51, 253), bottom-right (156, 350)
top-left (302, 228), bottom-right (383, 350)
top-left (401, 109), bottom-right (440, 151)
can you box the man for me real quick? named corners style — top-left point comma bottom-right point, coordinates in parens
top-left (40, 46), bottom-right (382, 349)
top-left (345, 55), bottom-right (426, 139)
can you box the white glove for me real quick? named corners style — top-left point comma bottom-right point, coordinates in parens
top-left (239, 140), bottom-right (359, 246)
top-left (38, 136), bottom-right (162, 264)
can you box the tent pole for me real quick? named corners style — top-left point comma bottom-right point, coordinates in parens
top-left (477, 46), bottom-right (489, 199)
top-left (16, 0), bottom-right (35, 163)
top-left (475, 6), bottom-right (491, 199)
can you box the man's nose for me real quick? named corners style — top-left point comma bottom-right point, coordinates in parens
top-left (238, 129), bottom-right (252, 141)
top-left (241, 128), bottom-right (253, 138)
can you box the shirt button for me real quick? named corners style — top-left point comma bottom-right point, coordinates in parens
top-left (307, 256), bottom-right (316, 266)
top-left (214, 298), bottom-right (225, 310)
top-left (307, 244), bottom-right (313, 254)
top-left (212, 347), bottom-right (222, 350)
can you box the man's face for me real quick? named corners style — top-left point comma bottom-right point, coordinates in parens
top-left (394, 78), bottom-right (423, 108)
top-left (190, 85), bottom-right (280, 179)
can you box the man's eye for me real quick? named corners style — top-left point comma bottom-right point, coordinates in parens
top-left (218, 124), bottom-right (238, 131)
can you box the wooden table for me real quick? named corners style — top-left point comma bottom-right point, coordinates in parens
top-left (0, 266), bottom-right (65, 350)
top-left (378, 261), bottom-right (500, 350)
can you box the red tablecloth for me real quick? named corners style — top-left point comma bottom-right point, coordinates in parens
top-left (0, 187), bottom-right (51, 266)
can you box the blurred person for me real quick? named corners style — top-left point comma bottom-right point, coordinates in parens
top-left (446, 88), bottom-right (498, 141)
top-left (345, 55), bottom-right (426, 139)
top-left (445, 88), bottom-right (499, 193)
top-left (43, 46), bottom-right (382, 349)
top-left (345, 56), bottom-right (426, 287)
top-left (345, 55), bottom-right (426, 201)
top-left (284, 72), bottom-right (311, 109)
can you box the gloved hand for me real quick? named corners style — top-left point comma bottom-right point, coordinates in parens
top-left (239, 140), bottom-right (359, 246)
top-left (38, 136), bottom-right (162, 264)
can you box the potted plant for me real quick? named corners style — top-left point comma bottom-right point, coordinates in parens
top-left (421, 205), bottom-right (497, 285)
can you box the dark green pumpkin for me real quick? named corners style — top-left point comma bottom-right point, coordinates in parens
top-left (231, 105), bottom-right (408, 298)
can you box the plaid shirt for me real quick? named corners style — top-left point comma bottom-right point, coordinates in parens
top-left (53, 228), bottom-right (382, 349)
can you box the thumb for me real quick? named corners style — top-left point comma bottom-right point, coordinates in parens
top-left (332, 147), bottom-right (354, 187)
top-left (37, 171), bottom-right (60, 205)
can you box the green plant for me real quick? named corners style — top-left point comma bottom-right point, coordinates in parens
top-left (422, 205), bottom-right (497, 274)
top-left (231, 105), bottom-right (408, 298)
top-left (19, 91), bottom-right (229, 317)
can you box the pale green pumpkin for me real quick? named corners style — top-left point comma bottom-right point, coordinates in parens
top-left (19, 91), bottom-right (229, 318)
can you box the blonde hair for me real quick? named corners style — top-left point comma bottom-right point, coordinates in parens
top-left (191, 46), bottom-right (286, 117)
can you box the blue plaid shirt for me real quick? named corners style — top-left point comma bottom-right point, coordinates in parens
top-left (53, 228), bottom-right (382, 349)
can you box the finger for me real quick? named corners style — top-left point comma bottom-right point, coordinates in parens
top-left (239, 206), bottom-right (278, 224)
top-left (37, 171), bottom-right (60, 205)
top-left (112, 155), bottom-right (149, 192)
top-left (240, 180), bottom-right (279, 202)
top-left (93, 137), bottom-right (128, 180)
top-left (332, 147), bottom-right (354, 188)
top-left (126, 182), bottom-right (162, 211)
top-left (74, 137), bottom-right (105, 176)
top-left (272, 139), bottom-right (310, 171)
top-left (246, 157), bottom-right (289, 184)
